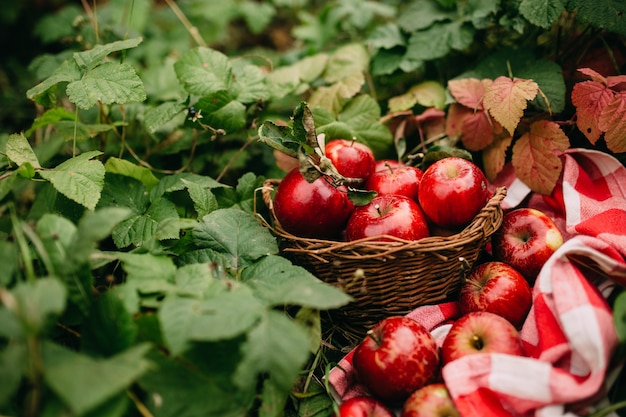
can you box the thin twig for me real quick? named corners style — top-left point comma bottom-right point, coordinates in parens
top-left (163, 0), bottom-right (207, 47)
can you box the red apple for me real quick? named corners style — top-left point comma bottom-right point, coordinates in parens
top-left (352, 316), bottom-right (440, 404)
top-left (459, 261), bottom-right (532, 328)
top-left (325, 139), bottom-right (376, 184)
top-left (374, 159), bottom-right (404, 172)
top-left (345, 194), bottom-right (430, 241)
top-left (418, 157), bottom-right (490, 229)
top-left (441, 311), bottom-right (525, 364)
top-left (335, 396), bottom-right (395, 417)
top-left (491, 207), bottom-right (564, 284)
top-left (273, 167), bottom-right (354, 239)
top-left (365, 164), bottom-right (423, 202)
top-left (400, 383), bottom-right (460, 417)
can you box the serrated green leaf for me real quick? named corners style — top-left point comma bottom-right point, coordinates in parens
top-left (112, 197), bottom-right (179, 248)
top-left (241, 255), bottom-right (351, 309)
top-left (519, 0), bottom-right (565, 29)
top-left (234, 310), bottom-right (310, 393)
top-left (397, 0), bottom-right (455, 32)
top-left (159, 290), bottom-right (264, 355)
top-left (195, 91), bottom-right (246, 134)
top-left (308, 71), bottom-right (365, 114)
top-left (38, 151), bottom-right (105, 210)
top-left (36, 213), bottom-right (77, 276)
top-left (174, 47), bottom-right (232, 96)
top-left (257, 121), bottom-right (300, 157)
top-left (233, 64), bottom-right (271, 103)
top-left (6, 133), bottom-right (41, 168)
top-left (73, 37), bottom-right (143, 70)
top-left (144, 101), bottom-right (186, 133)
top-left (104, 157), bottom-right (159, 189)
top-left (323, 43), bottom-right (369, 83)
top-left (405, 21), bottom-right (473, 61)
top-left (10, 277), bottom-right (67, 335)
top-left (149, 172), bottom-right (226, 201)
top-left (173, 263), bottom-right (226, 297)
top-left (42, 342), bottom-right (152, 415)
top-left (66, 62), bottom-right (146, 109)
top-left (116, 252), bottom-right (177, 282)
top-left (368, 22), bottom-right (406, 49)
top-left (388, 80), bottom-right (447, 112)
top-left (192, 208), bottom-right (279, 270)
top-left (239, 1), bottom-right (276, 33)
top-left (53, 120), bottom-right (117, 143)
top-left (26, 59), bottom-right (81, 100)
top-left (566, 0), bottom-right (626, 36)
top-left (313, 95), bottom-right (393, 156)
top-left (25, 107), bottom-right (76, 137)
top-left (212, 172), bottom-right (264, 212)
top-left (176, 247), bottom-right (235, 271)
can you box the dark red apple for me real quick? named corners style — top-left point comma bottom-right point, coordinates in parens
top-left (418, 157), bottom-right (490, 229)
top-left (374, 159), bottom-right (404, 172)
top-left (491, 207), bottom-right (564, 284)
top-left (335, 396), bottom-right (395, 417)
top-left (345, 194), bottom-right (430, 241)
top-left (325, 139), bottom-right (376, 184)
top-left (365, 164), bottom-right (423, 202)
top-left (441, 311), bottom-right (525, 365)
top-left (352, 316), bottom-right (440, 404)
top-left (459, 261), bottom-right (532, 328)
top-left (400, 383), bottom-right (460, 417)
top-left (273, 167), bottom-right (354, 239)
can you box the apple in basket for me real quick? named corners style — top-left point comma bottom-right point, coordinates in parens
top-left (352, 316), bottom-right (440, 404)
top-left (491, 207), bottom-right (564, 284)
top-left (400, 383), bottom-right (460, 417)
top-left (418, 157), bottom-right (490, 229)
top-left (273, 167), bottom-right (355, 240)
top-left (345, 194), bottom-right (430, 241)
top-left (325, 138), bottom-right (376, 184)
top-left (365, 163), bottom-right (424, 202)
top-left (441, 311), bottom-right (525, 364)
top-left (459, 261), bottom-right (533, 328)
top-left (334, 396), bottom-right (396, 417)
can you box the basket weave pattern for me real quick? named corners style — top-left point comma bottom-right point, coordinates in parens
top-left (259, 179), bottom-right (507, 342)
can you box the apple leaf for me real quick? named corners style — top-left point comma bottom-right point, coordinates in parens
top-left (482, 136), bottom-right (513, 182)
top-left (447, 78), bottom-right (492, 110)
top-left (511, 120), bottom-right (570, 195)
top-left (598, 91), bottom-right (626, 153)
top-left (571, 79), bottom-right (615, 144)
top-left (483, 76), bottom-right (539, 135)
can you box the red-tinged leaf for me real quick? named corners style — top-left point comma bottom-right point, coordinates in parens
top-left (511, 120), bottom-right (570, 195)
top-left (460, 111), bottom-right (495, 151)
top-left (445, 103), bottom-right (472, 138)
top-left (606, 75), bottom-right (626, 88)
top-left (571, 80), bottom-right (614, 144)
top-left (483, 77), bottom-right (539, 135)
top-left (482, 136), bottom-right (513, 182)
top-left (598, 91), bottom-right (626, 153)
top-left (578, 67), bottom-right (608, 84)
top-left (415, 107), bottom-right (446, 140)
top-left (448, 78), bottom-right (492, 110)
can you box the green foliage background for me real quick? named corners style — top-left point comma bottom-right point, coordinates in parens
top-left (1, 0), bottom-right (625, 416)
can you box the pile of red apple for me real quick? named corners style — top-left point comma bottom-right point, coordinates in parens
top-left (272, 138), bottom-right (493, 242)
top-left (334, 205), bottom-right (565, 417)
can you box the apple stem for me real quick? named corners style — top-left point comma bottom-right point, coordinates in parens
top-left (471, 334), bottom-right (484, 350)
top-left (384, 162), bottom-right (395, 174)
top-left (366, 329), bottom-right (382, 347)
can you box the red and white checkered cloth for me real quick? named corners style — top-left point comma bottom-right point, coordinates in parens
top-left (328, 148), bottom-right (626, 416)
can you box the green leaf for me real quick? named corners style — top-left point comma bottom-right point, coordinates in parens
top-left (174, 47), bottom-right (232, 96)
top-left (42, 342), bottom-right (152, 415)
top-left (144, 101), bottom-right (186, 133)
top-left (192, 208), bottom-right (279, 270)
top-left (397, 0), bottom-right (455, 32)
top-left (112, 197), bottom-right (179, 248)
top-left (405, 21), bottom-right (474, 61)
top-left (38, 151), bottom-right (105, 210)
top-left (104, 157), bottom-right (160, 190)
top-left (81, 290), bottom-right (138, 357)
top-left (195, 91), bottom-right (247, 134)
top-left (6, 133), bottom-right (41, 168)
top-left (233, 63), bottom-right (271, 103)
top-left (25, 107), bottom-right (76, 137)
top-left (0, 241), bottom-right (18, 285)
top-left (388, 80), bottom-right (447, 112)
top-left (212, 172), bottom-right (264, 212)
top-left (241, 255), bottom-right (351, 309)
top-left (149, 172), bottom-right (226, 201)
top-left (66, 62), bottom-right (146, 109)
top-left (116, 252), bottom-right (177, 282)
top-left (73, 37), bottom-right (143, 70)
top-left (519, 0), bottom-right (565, 29)
top-left (10, 277), bottom-right (67, 335)
top-left (367, 22), bottom-right (406, 49)
top-left (257, 121), bottom-right (300, 158)
top-left (26, 59), bottom-right (81, 100)
top-left (0, 343), bottom-right (26, 407)
top-left (234, 310), bottom-right (310, 393)
top-left (566, 0), bottom-right (626, 36)
top-left (308, 72), bottom-right (365, 114)
top-left (323, 43), bottom-right (369, 83)
top-left (180, 179), bottom-right (219, 218)
top-left (615, 291), bottom-right (626, 343)
top-left (36, 213), bottom-right (77, 276)
top-left (53, 120), bottom-right (117, 142)
top-left (313, 95), bottom-right (393, 156)
top-left (159, 289), bottom-right (265, 355)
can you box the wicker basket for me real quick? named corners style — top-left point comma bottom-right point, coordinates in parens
top-left (258, 179), bottom-right (507, 344)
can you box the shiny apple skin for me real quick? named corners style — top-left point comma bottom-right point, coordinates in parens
top-left (400, 383), bottom-right (460, 417)
top-left (352, 316), bottom-right (440, 404)
top-left (273, 167), bottom-right (355, 239)
top-left (345, 194), bottom-right (430, 241)
top-left (441, 311), bottom-right (525, 365)
top-left (335, 396), bottom-right (396, 417)
top-left (365, 165), bottom-right (423, 202)
top-left (491, 207), bottom-right (564, 284)
top-left (325, 139), bottom-right (376, 183)
top-left (459, 261), bottom-right (533, 328)
top-left (418, 157), bottom-right (490, 229)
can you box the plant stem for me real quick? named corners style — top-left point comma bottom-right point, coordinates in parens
top-left (164, 0), bottom-right (207, 47)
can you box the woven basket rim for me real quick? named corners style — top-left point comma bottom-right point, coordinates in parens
top-left (257, 178), bottom-right (507, 260)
